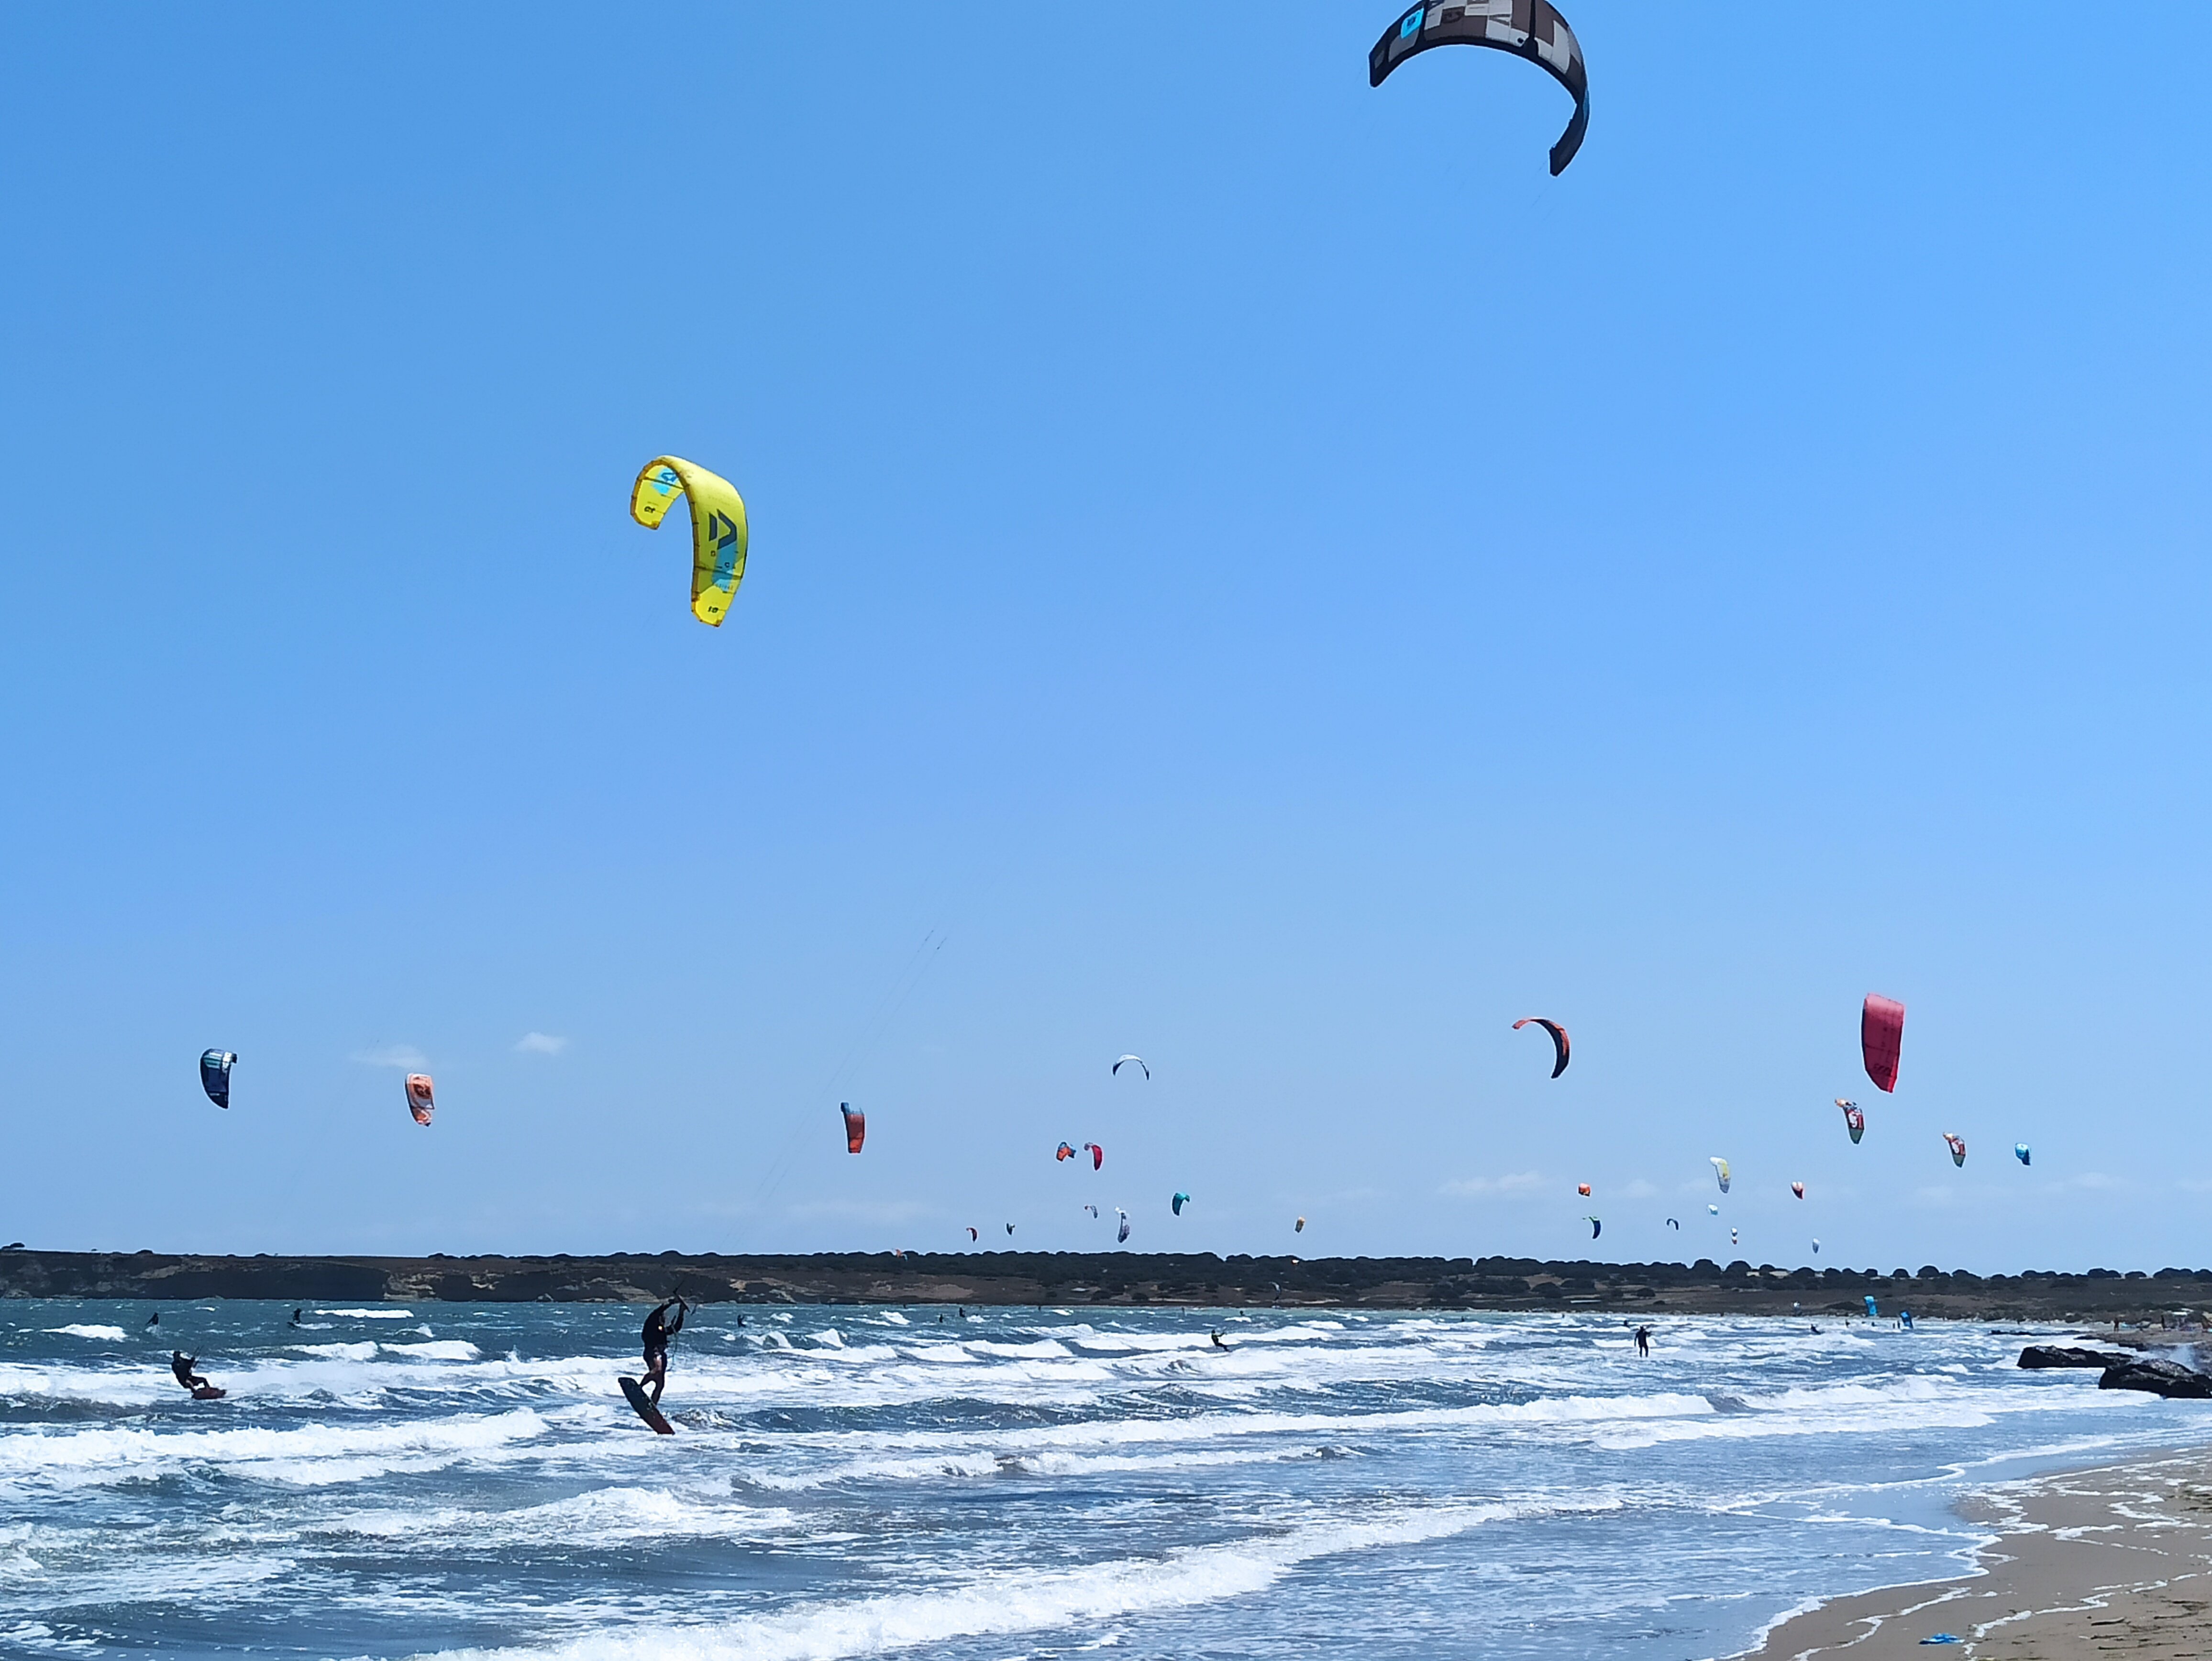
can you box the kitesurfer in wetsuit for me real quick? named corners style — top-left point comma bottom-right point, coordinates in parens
top-left (170, 1351), bottom-right (210, 1394)
top-left (641, 1295), bottom-right (688, 1406)
top-left (1634, 1325), bottom-right (1651, 1357)
top-left (145, 1312), bottom-right (159, 1329)
top-left (1211, 1329), bottom-right (1228, 1350)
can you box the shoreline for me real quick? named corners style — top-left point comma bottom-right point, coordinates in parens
top-left (1, 1248), bottom-right (2211, 1318)
top-left (1743, 1444), bottom-right (2212, 1659)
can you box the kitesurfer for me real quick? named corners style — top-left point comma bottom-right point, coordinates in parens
top-left (170, 1351), bottom-right (210, 1394)
top-left (289, 1308), bottom-right (303, 1328)
top-left (1634, 1325), bottom-right (1650, 1357)
top-left (145, 1312), bottom-right (158, 1329)
top-left (1211, 1329), bottom-right (1228, 1351)
top-left (641, 1294), bottom-right (688, 1406)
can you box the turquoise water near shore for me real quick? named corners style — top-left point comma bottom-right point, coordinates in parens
top-left (0, 1301), bottom-right (2203, 1660)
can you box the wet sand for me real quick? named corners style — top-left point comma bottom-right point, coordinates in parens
top-left (1748, 1447), bottom-right (2212, 1658)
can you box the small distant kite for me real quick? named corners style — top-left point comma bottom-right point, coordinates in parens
top-left (404, 1074), bottom-right (435, 1128)
top-left (1861, 995), bottom-right (1905, 1093)
top-left (1005, 1223), bottom-right (1016, 1235)
top-left (1707, 1204), bottom-right (1719, 1216)
top-left (1084, 1204), bottom-right (1099, 1218)
top-left (1576, 1182), bottom-right (1592, 1197)
top-left (1295, 1216), bottom-right (1306, 1233)
top-left (1172, 1192), bottom-right (1191, 1216)
top-left (1709, 1157), bottom-right (1731, 1194)
top-left (2014, 1143), bottom-right (2031, 1166)
top-left (1112, 1054), bottom-right (1150, 1080)
top-left (1511, 1018), bottom-right (1570, 1078)
top-left (965, 1227), bottom-right (978, 1241)
top-left (1084, 1142), bottom-right (1104, 1171)
top-left (198, 1050), bottom-right (236, 1110)
top-left (1813, 1239), bottom-right (1821, 1254)
top-left (841, 1103), bottom-right (865, 1154)
top-left (1790, 1182), bottom-right (1805, 1200)
top-left (1117, 1209), bottom-right (1131, 1243)
top-left (1056, 1141), bottom-right (1076, 1163)
top-left (1836, 1098), bottom-right (1865, 1145)
top-left (1943, 1132), bottom-right (1967, 1168)
top-left (1583, 1216), bottom-right (1601, 1240)
top-left (1666, 1218), bottom-right (1680, 1230)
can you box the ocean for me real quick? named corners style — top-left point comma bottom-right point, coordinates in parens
top-left (0, 1298), bottom-right (2204, 1660)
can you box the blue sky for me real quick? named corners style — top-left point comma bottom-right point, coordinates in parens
top-left (2, 6), bottom-right (2208, 1272)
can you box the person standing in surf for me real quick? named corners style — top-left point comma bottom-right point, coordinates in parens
top-left (641, 1294), bottom-right (687, 1406)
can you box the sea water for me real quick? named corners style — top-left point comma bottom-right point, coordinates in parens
top-left (0, 1300), bottom-right (2203, 1661)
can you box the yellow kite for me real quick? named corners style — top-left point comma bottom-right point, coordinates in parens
top-left (629, 455), bottom-right (748, 626)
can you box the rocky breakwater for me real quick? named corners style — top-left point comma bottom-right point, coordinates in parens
top-left (2020, 1341), bottom-right (2212, 1399)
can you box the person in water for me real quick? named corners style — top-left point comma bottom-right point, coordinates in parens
top-left (1210, 1329), bottom-right (1228, 1350)
top-left (289, 1308), bottom-right (303, 1328)
top-left (1634, 1325), bottom-right (1651, 1357)
top-left (170, 1351), bottom-right (210, 1394)
top-left (145, 1311), bottom-right (159, 1329)
top-left (641, 1295), bottom-right (688, 1406)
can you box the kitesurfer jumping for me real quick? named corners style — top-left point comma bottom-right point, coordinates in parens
top-left (1634, 1325), bottom-right (1651, 1357)
top-left (170, 1351), bottom-right (210, 1394)
top-left (641, 1294), bottom-right (688, 1406)
top-left (145, 1312), bottom-right (158, 1329)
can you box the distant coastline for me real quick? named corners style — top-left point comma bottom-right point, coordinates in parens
top-left (0, 1248), bottom-right (2207, 1318)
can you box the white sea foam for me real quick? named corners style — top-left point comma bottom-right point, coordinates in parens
top-left (317, 1309), bottom-right (415, 1320)
top-left (41, 1326), bottom-right (127, 1342)
top-left (418, 1498), bottom-right (1574, 1661)
top-left (0, 1408), bottom-right (547, 1487)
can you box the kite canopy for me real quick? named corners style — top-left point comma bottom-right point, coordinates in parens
top-left (2014, 1143), bottom-right (2032, 1166)
top-left (1666, 1218), bottom-right (1680, 1230)
top-left (1084, 1141), bottom-right (1104, 1171)
top-left (404, 1074), bottom-right (435, 1127)
top-left (1836, 1097), bottom-right (1866, 1144)
top-left (1172, 1191), bottom-right (1191, 1216)
top-left (965, 1226), bottom-right (978, 1240)
top-left (1295, 1216), bottom-right (1306, 1233)
top-left (1583, 1215), bottom-right (1601, 1239)
top-left (1709, 1156), bottom-right (1731, 1193)
top-left (840, 1103), bottom-right (865, 1154)
top-left (1112, 1054), bottom-right (1150, 1080)
top-left (1813, 1239), bottom-right (1821, 1254)
top-left (1116, 1210), bottom-right (1130, 1243)
top-left (1055, 1141), bottom-right (1076, 1163)
top-left (1512, 1017), bottom-right (1571, 1077)
top-left (199, 1050), bottom-right (236, 1110)
top-left (1707, 1204), bottom-right (1719, 1215)
top-left (1861, 995), bottom-right (1905, 1093)
top-left (629, 455), bottom-right (749, 627)
top-left (1943, 1131), bottom-right (1967, 1168)
top-left (1575, 1182), bottom-right (1591, 1197)
top-left (1369, 0), bottom-right (1591, 176)
top-left (1790, 1181), bottom-right (1805, 1200)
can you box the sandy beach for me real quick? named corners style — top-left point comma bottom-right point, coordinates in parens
top-left (1750, 1445), bottom-right (2212, 1659)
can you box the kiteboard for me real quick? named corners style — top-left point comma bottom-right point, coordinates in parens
top-left (190, 1385), bottom-right (226, 1401)
top-left (618, 1375), bottom-right (673, 1435)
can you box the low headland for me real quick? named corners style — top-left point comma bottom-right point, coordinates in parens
top-left (3, 1247), bottom-right (2211, 1319)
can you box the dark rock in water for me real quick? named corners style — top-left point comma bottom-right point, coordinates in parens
top-left (2019, 1344), bottom-right (2132, 1370)
top-left (2098, 1357), bottom-right (2212, 1398)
